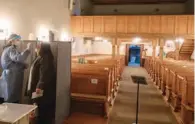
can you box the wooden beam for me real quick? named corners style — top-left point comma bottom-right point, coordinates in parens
top-left (112, 38), bottom-right (117, 58)
top-left (159, 38), bottom-right (165, 61)
top-left (152, 39), bottom-right (157, 59)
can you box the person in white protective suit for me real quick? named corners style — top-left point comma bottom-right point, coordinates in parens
top-left (0, 34), bottom-right (31, 103)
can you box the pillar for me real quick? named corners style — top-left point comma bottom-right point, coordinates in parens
top-left (116, 39), bottom-right (120, 56)
top-left (159, 38), bottom-right (165, 61)
top-left (112, 38), bottom-right (117, 58)
top-left (152, 39), bottom-right (157, 59)
top-left (175, 41), bottom-right (180, 60)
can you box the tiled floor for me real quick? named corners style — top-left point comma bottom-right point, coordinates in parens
top-left (66, 67), bottom-right (177, 124)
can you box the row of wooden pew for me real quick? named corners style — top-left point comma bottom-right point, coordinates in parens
top-left (70, 54), bottom-right (125, 117)
top-left (144, 57), bottom-right (194, 124)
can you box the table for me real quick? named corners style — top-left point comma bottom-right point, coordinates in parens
top-left (0, 103), bottom-right (37, 124)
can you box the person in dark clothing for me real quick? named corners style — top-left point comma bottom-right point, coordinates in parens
top-left (26, 42), bottom-right (56, 124)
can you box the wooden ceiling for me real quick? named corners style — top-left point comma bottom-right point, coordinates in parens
top-left (91, 0), bottom-right (187, 4)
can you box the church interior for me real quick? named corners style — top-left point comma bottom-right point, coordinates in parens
top-left (0, 0), bottom-right (194, 124)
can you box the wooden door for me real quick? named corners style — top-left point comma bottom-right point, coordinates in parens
top-left (175, 15), bottom-right (188, 35)
top-left (161, 16), bottom-right (175, 34)
top-left (125, 44), bottom-right (130, 66)
top-left (127, 16), bottom-right (139, 33)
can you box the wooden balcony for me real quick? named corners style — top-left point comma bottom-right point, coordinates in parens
top-left (71, 15), bottom-right (194, 38)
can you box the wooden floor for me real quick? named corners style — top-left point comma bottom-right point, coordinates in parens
top-left (65, 67), bottom-right (177, 124)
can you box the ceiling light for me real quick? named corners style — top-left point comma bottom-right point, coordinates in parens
top-left (166, 40), bottom-right (173, 44)
top-left (0, 19), bottom-right (10, 29)
top-left (0, 19), bottom-right (11, 39)
top-left (60, 32), bottom-right (71, 41)
top-left (103, 39), bottom-right (108, 43)
top-left (38, 26), bottom-right (49, 42)
top-left (95, 37), bottom-right (102, 40)
top-left (132, 37), bottom-right (141, 43)
top-left (176, 38), bottom-right (184, 43)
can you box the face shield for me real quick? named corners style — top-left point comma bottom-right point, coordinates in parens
top-left (7, 34), bottom-right (22, 46)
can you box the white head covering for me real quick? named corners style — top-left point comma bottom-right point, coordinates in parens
top-left (7, 34), bottom-right (21, 42)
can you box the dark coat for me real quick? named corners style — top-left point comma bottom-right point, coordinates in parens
top-left (26, 43), bottom-right (56, 124)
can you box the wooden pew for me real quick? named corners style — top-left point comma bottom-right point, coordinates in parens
top-left (181, 76), bottom-right (194, 124)
top-left (70, 54), bottom-right (125, 117)
top-left (169, 67), bottom-right (194, 111)
top-left (72, 63), bottom-right (115, 100)
top-left (144, 57), bottom-right (194, 124)
top-left (71, 68), bottom-right (111, 117)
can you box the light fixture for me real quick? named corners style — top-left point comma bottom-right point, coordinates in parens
top-left (60, 32), bottom-right (71, 41)
top-left (37, 26), bottom-right (49, 42)
top-left (95, 37), bottom-right (102, 41)
top-left (103, 39), bottom-right (108, 43)
top-left (176, 38), bottom-right (184, 43)
top-left (0, 19), bottom-right (10, 30)
top-left (132, 37), bottom-right (142, 43)
top-left (0, 19), bottom-right (11, 40)
top-left (166, 40), bottom-right (173, 44)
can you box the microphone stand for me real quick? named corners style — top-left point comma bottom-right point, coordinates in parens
top-left (133, 79), bottom-right (140, 124)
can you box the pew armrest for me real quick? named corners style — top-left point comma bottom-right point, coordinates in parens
top-left (182, 103), bottom-right (194, 112)
top-left (71, 93), bottom-right (107, 102)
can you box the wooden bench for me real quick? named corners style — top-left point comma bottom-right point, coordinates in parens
top-left (72, 63), bottom-right (116, 99)
top-left (145, 57), bottom-right (194, 124)
top-left (181, 76), bottom-right (194, 124)
top-left (71, 69), bottom-right (111, 117)
top-left (71, 55), bottom-right (125, 117)
top-left (169, 68), bottom-right (194, 111)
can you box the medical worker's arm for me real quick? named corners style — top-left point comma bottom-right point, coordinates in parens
top-left (9, 48), bottom-right (30, 63)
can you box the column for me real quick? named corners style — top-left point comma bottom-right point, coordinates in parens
top-left (116, 39), bottom-right (120, 56)
top-left (152, 39), bottom-right (157, 59)
top-left (112, 38), bottom-right (117, 58)
top-left (175, 41), bottom-right (180, 60)
top-left (159, 38), bottom-right (164, 61)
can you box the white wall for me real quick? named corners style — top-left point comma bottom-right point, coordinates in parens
top-left (120, 44), bottom-right (126, 55)
top-left (92, 41), bottom-right (112, 54)
top-left (92, 4), bottom-right (185, 15)
top-left (72, 40), bottom-right (177, 57)
top-left (0, 0), bottom-right (70, 40)
top-left (72, 39), bottom-right (113, 55)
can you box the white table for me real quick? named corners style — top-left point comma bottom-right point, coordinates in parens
top-left (0, 103), bottom-right (37, 124)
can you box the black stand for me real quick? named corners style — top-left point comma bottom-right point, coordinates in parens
top-left (133, 80), bottom-right (140, 124)
top-left (0, 97), bottom-right (4, 104)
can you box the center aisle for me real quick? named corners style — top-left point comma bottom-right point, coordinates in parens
top-left (108, 67), bottom-right (177, 124)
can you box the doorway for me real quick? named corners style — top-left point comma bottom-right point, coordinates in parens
top-left (128, 45), bottom-right (141, 66)
top-left (125, 44), bottom-right (143, 66)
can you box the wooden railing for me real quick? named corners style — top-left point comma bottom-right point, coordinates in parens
top-left (71, 15), bottom-right (194, 37)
